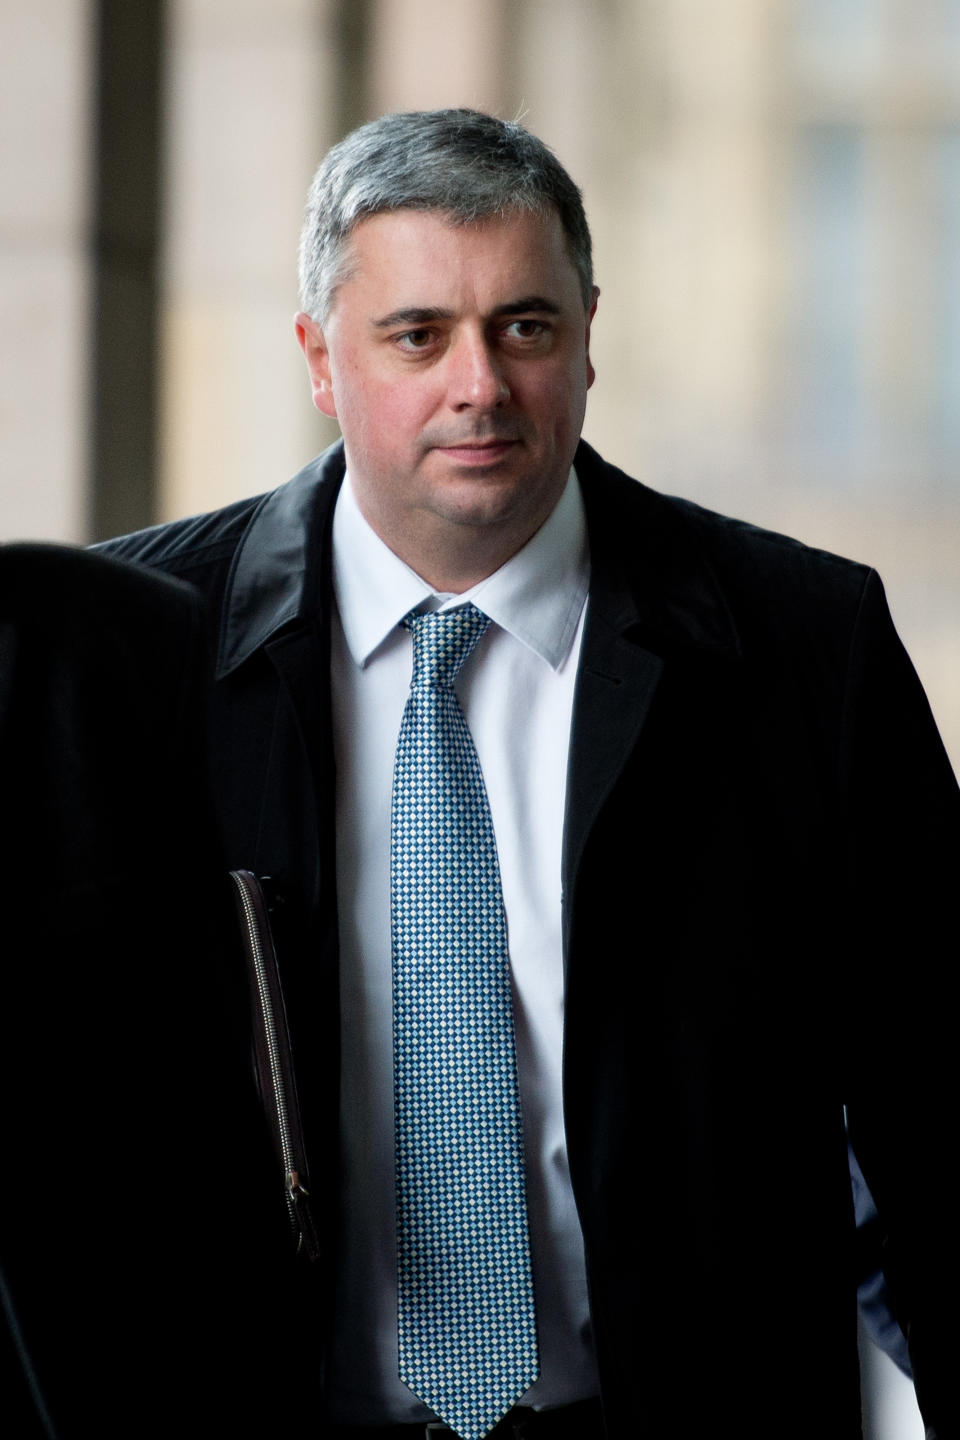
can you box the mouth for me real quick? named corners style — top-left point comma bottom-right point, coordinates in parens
top-left (434, 438), bottom-right (519, 466)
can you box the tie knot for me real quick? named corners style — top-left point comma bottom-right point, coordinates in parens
top-left (403, 603), bottom-right (491, 689)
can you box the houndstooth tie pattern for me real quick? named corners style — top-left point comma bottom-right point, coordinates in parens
top-left (391, 603), bottom-right (539, 1440)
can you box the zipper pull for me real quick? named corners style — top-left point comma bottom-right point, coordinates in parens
top-left (286, 1169), bottom-right (310, 1198)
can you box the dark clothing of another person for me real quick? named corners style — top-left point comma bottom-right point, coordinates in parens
top-left (0, 544), bottom-right (285, 1438)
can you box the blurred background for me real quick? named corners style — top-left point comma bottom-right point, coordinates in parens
top-left (0, 3), bottom-right (955, 1432)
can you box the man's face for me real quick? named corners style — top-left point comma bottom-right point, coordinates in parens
top-left (296, 206), bottom-right (597, 584)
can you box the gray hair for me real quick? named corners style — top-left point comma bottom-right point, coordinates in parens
top-left (298, 108), bottom-right (593, 324)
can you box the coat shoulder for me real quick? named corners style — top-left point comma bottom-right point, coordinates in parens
top-left (92, 441), bottom-right (346, 596)
top-left (93, 492), bottom-right (269, 585)
top-left (673, 491), bottom-right (871, 602)
top-left (576, 441), bottom-right (877, 650)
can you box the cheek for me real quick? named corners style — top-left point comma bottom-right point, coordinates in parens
top-left (365, 382), bottom-right (434, 447)
top-left (336, 378), bottom-right (432, 466)
top-left (526, 364), bottom-right (587, 438)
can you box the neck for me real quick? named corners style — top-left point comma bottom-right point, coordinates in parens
top-left (351, 495), bottom-right (562, 595)
top-left (405, 543), bottom-right (517, 594)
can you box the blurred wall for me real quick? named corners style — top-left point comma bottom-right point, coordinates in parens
top-left (0, 0), bottom-right (92, 542)
top-left (160, 0), bottom-right (336, 519)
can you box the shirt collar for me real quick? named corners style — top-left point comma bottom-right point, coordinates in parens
top-left (333, 468), bottom-right (589, 672)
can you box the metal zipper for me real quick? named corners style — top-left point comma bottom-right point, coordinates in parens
top-left (229, 869), bottom-right (311, 1243)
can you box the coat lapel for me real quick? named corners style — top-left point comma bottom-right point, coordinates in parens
top-left (562, 613), bottom-right (663, 928)
top-left (261, 621), bottom-right (335, 912)
top-left (562, 443), bottom-right (742, 953)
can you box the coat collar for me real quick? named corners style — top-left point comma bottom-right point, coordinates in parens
top-left (216, 442), bottom-right (346, 679)
top-left (573, 440), bottom-right (742, 662)
top-left (215, 437), bottom-right (742, 680)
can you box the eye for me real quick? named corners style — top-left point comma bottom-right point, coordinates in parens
top-left (396, 328), bottom-right (435, 352)
top-left (503, 319), bottom-right (547, 341)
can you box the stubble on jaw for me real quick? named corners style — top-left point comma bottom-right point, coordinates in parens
top-left (346, 443), bottom-right (568, 595)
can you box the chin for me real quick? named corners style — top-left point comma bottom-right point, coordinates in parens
top-left (431, 477), bottom-right (529, 525)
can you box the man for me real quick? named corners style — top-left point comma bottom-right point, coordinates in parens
top-left (100, 110), bottom-right (959, 1438)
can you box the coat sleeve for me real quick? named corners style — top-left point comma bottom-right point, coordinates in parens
top-left (840, 569), bottom-right (959, 1436)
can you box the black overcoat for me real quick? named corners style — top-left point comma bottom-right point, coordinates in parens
top-left (100, 440), bottom-right (960, 1438)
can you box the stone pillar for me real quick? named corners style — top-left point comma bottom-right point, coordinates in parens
top-left (0, 0), bottom-right (93, 542)
top-left (159, 0), bottom-right (339, 522)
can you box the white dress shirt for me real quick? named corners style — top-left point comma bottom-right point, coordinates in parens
top-left (326, 468), bottom-right (599, 1423)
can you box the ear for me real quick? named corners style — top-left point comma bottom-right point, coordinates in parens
top-left (585, 287), bottom-right (599, 391)
top-left (295, 311), bottom-right (338, 418)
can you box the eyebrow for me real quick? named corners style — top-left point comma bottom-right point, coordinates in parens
top-left (372, 296), bottom-right (563, 329)
top-left (493, 296), bottom-right (562, 318)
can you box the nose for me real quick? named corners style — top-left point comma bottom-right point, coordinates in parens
top-left (448, 331), bottom-right (510, 409)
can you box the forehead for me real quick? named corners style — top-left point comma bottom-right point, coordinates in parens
top-left (334, 207), bottom-right (581, 313)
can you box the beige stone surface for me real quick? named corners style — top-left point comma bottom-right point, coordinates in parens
top-left (0, 0), bottom-right (91, 542)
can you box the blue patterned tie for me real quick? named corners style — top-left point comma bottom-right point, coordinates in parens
top-left (391, 603), bottom-right (539, 1440)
